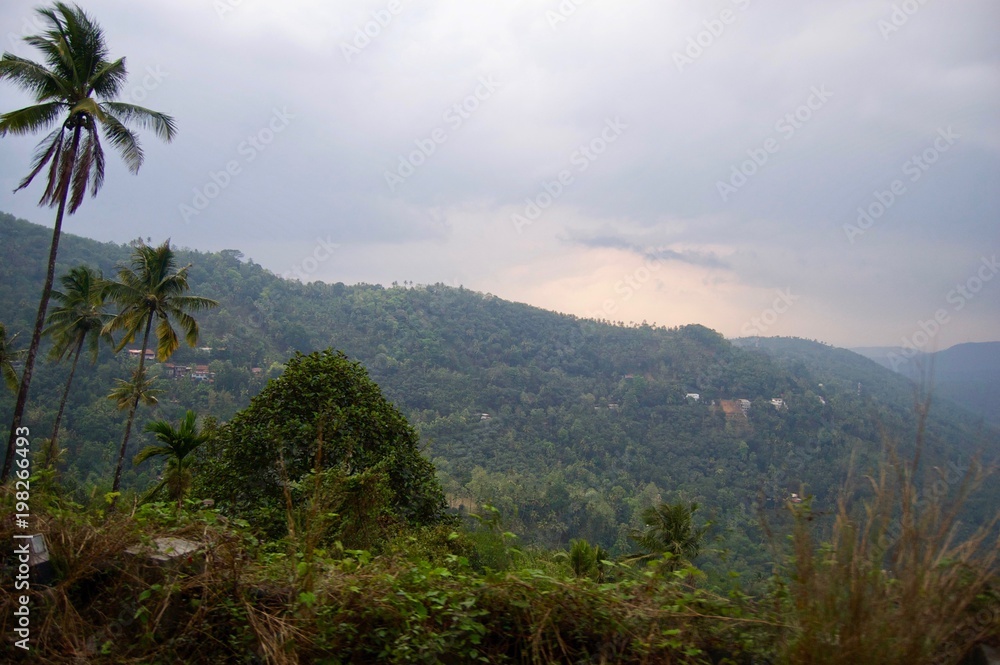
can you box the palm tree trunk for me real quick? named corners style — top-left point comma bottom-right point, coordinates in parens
top-left (47, 335), bottom-right (85, 469)
top-left (2, 126), bottom-right (81, 483)
top-left (111, 313), bottom-right (153, 499)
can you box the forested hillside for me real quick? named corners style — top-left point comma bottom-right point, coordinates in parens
top-left (2, 212), bottom-right (998, 576)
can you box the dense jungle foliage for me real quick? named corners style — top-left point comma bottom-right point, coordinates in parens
top-left (2, 213), bottom-right (997, 569)
top-left (1, 212), bottom-right (999, 662)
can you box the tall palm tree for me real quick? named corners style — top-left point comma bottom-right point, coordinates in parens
top-left (43, 265), bottom-right (113, 465)
top-left (0, 324), bottom-right (25, 394)
top-left (0, 2), bottom-right (177, 482)
top-left (137, 410), bottom-right (210, 511)
top-left (103, 240), bottom-right (217, 495)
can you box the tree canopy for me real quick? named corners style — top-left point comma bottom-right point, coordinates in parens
top-left (198, 349), bottom-right (447, 538)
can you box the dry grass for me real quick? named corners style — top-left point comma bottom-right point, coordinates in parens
top-left (778, 402), bottom-right (1000, 665)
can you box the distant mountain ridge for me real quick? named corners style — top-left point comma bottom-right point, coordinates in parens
top-left (852, 343), bottom-right (1000, 426)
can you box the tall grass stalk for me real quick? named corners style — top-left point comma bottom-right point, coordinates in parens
top-left (780, 400), bottom-right (1000, 664)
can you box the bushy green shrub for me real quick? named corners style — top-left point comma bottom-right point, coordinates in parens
top-left (195, 349), bottom-right (447, 541)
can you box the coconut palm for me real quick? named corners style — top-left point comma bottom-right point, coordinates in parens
top-left (0, 2), bottom-right (176, 482)
top-left (107, 368), bottom-right (161, 501)
top-left (103, 240), bottom-right (217, 495)
top-left (137, 411), bottom-right (210, 511)
top-left (108, 369), bottom-right (162, 411)
top-left (629, 501), bottom-right (708, 569)
top-left (43, 265), bottom-right (113, 465)
top-left (0, 324), bottom-right (25, 394)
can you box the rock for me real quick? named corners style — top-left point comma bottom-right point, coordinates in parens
top-left (125, 537), bottom-right (204, 573)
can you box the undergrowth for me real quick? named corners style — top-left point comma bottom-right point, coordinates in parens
top-left (1, 412), bottom-right (998, 664)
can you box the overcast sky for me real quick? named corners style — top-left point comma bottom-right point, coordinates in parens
top-left (1, 0), bottom-right (998, 349)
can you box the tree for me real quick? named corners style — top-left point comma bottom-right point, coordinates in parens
top-left (0, 2), bottom-right (176, 482)
top-left (565, 538), bottom-right (609, 581)
top-left (108, 370), bottom-right (162, 411)
top-left (103, 240), bottom-right (217, 495)
top-left (197, 349), bottom-right (448, 541)
top-left (43, 265), bottom-right (112, 464)
top-left (137, 410), bottom-right (210, 511)
top-left (107, 368), bottom-right (161, 498)
top-left (0, 324), bottom-right (24, 394)
top-left (629, 501), bottom-right (708, 569)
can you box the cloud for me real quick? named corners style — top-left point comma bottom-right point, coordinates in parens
top-left (1, 0), bottom-right (997, 348)
top-left (562, 231), bottom-right (730, 270)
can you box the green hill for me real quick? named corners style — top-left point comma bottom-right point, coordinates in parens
top-left (2, 212), bottom-right (998, 577)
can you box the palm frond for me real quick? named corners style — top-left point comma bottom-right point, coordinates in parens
top-left (38, 122), bottom-right (78, 207)
top-left (89, 123), bottom-right (105, 196)
top-left (14, 126), bottom-right (63, 193)
top-left (68, 126), bottom-right (95, 212)
top-left (103, 101), bottom-right (176, 142)
top-left (99, 112), bottom-right (142, 173)
top-left (28, 6), bottom-right (76, 79)
top-left (0, 101), bottom-right (63, 136)
top-left (59, 3), bottom-right (110, 81)
top-left (154, 315), bottom-right (180, 361)
top-left (108, 370), bottom-right (161, 409)
top-left (105, 309), bottom-right (148, 352)
top-left (133, 444), bottom-right (172, 466)
top-left (0, 55), bottom-right (66, 101)
top-left (89, 57), bottom-right (126, 99)
top-left (167, 295), bottom-right (219, 312)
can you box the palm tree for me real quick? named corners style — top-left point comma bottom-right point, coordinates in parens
top-left (103, 240), bottom-right (217, 495)
top-left (107, 368), bottom-right (161, 500)
top-left (0, 2), bottom-right (176, 482)
top-left (0, 324), bottom-right (25, 394)
top-left (108, 369), bottom-right (162, 411)
top-left (43, 265), bottom-right (113, 465)
top-left (137, 411), bottom-right (210, 511)
top-left (629, 501), bottom-right (708, 569)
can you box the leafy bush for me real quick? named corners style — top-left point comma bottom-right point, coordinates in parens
top-left (195, 349), bottom-right (448, 541)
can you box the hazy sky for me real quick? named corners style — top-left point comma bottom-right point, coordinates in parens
top-left (1, 0), bottom-right (998, 349)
